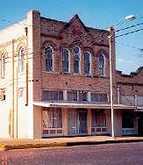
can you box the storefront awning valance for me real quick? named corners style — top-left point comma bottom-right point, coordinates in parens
top-left (33, 101), bottom-right (136, 110)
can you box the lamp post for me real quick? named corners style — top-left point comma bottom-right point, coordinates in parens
top-left (108, 15), bottom-right (136, 138)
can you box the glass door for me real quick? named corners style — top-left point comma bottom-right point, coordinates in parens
top-left (68, 110), bottom-right (87, 136)
top-left (78, 110), bottom-right (87, 134)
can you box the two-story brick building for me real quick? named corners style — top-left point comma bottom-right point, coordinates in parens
top-left (0, 10), bottom-right (143, 139)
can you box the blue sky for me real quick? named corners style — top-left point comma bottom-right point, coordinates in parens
top-left (0, 0), bottom-right (143, 73)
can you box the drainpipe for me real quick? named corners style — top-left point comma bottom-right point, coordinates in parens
top-left (25, 27), bottom-right (29, 106)
top-left (12, 39), bottom-right (15, 138)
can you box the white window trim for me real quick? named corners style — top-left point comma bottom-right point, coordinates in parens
top-left (1, 54), bottom-right (6, 79)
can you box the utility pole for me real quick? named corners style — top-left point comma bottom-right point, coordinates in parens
top-left (109, 27), bottom-right (115, 138)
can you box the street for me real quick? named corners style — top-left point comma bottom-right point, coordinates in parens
top-left (0, 142), bottom-right (143, 165)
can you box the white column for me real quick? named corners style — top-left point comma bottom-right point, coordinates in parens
top-left (117, 86), bottom-right (120, 104)
top-left (88, 91), bottom-right (91, 102)
top-left (63, 90), bottom-right (67, 101)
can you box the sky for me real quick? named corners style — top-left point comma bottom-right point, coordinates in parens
top-left (0, 0), bottom-right (143, 74)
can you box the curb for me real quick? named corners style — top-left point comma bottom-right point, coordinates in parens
top-left (66, 139), bottom-right (143, 146)
top-left (0, 139), bottom-right (143, 151)
top-left (0, 142), bottom-right (67, 151)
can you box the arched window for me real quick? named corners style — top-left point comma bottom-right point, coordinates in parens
top-left (62, 48), bottom-right (70, 73)
top-left (18, 47), bottom-right (25, 73)
top-left (1, 53), bottom-right (6, 78)
top-left (84, 51), bottom-right (91, 74)
top-left (44, 46), bottom-right (53, 72)
top-left (73, 46), bottom-right (80, 73)
top-left (98, 53), bottom-right (105, 76)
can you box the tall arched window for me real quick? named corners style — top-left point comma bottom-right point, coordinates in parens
top-left (44, 46), bottom-right (53, 72)
top-left (18, 47), bottom-right (25, 73)
top-left (62, 48), bottom-right (70, 73)
top-left (1, 53), bottom-right (6, 78)
top-left (73, 46), bottom-right (80, 73)
top-left (84, 51), bottom-right (91, 74)
top-left (98, 53), bottom-right (105, 76)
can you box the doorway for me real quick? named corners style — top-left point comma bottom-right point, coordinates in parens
top-left (138, 117), bottom-right (143, 136)
top-left (68, 110), bottom-right (87, 136)
top-left (79, 111), bottom-right (87, 134)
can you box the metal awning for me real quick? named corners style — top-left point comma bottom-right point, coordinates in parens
top-left (33, 101), bottom-right (136, 110)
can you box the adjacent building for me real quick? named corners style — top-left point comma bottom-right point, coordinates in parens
top-left (0, 10), bottom-right (143, 139)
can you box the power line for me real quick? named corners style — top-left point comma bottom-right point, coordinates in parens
top-left (116, 28), bottom-right (143, 38)
top-left (116, 22), bottom-right (143, 32)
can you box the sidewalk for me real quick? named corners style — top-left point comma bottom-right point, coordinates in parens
top-left (0, 136), bottom-right (143, 151)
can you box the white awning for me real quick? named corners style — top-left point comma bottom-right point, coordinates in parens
top-left (33, 101), bottom-right (136, 110)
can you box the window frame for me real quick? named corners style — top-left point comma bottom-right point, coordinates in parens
top-left (83, 51), bottom-right (92, 75)
top-left (1, 53), bottom-right (6, 79)
top-left (18, 47), bottom-right (25, 73)
top-left (62, 48), bottom-right (70, 73)
top-left (73, 46), bottom-right (81, 74)
top-left (98, 53), bottom-right (105, 77)
top-left (44, 46), bottom-right (54, 72)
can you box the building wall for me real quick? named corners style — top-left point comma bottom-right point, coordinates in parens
top-left (0, 10), bottom-right (36, 138)
top-left (116, 69), bottom-right (143, 96)
top-left (32, 12), bottom-right (117, 104)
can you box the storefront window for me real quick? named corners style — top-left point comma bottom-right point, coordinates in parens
top-left (92, 111), bottom-right (106, 127)
top-left (122, 112), bottom-right (134, 128)
top-left (43, 109), bottom-right (62, 129)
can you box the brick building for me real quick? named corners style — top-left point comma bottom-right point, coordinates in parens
top-left (0, 10), bottom-right (143, 139)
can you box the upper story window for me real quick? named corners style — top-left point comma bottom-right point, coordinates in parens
top-left (91, 93), bottom-right (108, 103)
top-left (79, 91), bottom-right (88, 102)
top-left (84, 51), bottom-right (91, 75)
top-left (62, 48), bottom-right (70, 73)
top-left (73, 46), bottom-right (80, 73)
top-left (67, 90), bottom-right (78, 101)
top-left (98, 53), bottom-right (105, 76)
top-left (18, 47), bottom-right (25, 73)
top-left (1, 53), bottom-right (6, 78)
top-left (44, 46), bottom-right (53, 72)
top-left (42, 90), bottom-right (63, 101)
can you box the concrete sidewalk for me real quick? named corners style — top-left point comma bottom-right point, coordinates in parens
top-left (0, 136), bottom-right (143, 151)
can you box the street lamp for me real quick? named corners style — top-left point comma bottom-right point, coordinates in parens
top-left (109, 15), bottom-right (136, 138)
top-left (125, 15), bottom-right (136, 21)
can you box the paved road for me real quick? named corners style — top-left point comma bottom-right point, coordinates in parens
top-left (0, 142), bottom-right (143, 165)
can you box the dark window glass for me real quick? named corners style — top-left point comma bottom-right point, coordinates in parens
top-left (73, 47), bottom-right (80, 73)
top-left (79, 91), bottom-right (88, 101)
top-left (62, 48), bottom-right (69, 73)
top-left (67, 90), bottom-right (78, 101)
top-left (91, 93), bottom-right (108, 103)
top-left (84, 52), bottom-right (91, 74)
top-left (122, 112), bottom-right (134, 128)
top-left (44, 46), bottom-right (53, 72)
top-left (98, 54), bottom-right (104, 76)
top-left (42, 91), bottom-right (63, 101)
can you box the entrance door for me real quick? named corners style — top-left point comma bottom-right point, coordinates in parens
top-left (78, 111), bottom-right (87, 134)
top-left (68, 110), bottom-right (87, 136)
top-left (138, 117), bottom-right (143, 136)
